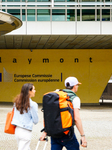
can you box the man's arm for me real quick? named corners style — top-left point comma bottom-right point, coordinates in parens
top-left (74, 108), bottom-right (87, 147)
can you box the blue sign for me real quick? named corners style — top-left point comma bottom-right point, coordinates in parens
top-left (0, 73), bottom-right (2, 82)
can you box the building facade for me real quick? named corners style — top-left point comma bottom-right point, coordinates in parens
top-left (0, 0), bottom-right (112, 35)
top-left (0, 0), bottom-right (112, 104)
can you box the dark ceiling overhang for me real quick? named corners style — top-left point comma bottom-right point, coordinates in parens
top-left (0, 35), bottom-right (112, 49)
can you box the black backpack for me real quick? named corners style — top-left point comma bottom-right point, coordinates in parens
top-left (42, 90), bottom-right (74, 138)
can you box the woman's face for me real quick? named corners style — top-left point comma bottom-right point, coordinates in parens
top-left (29, 86), bottom-right (36, 98)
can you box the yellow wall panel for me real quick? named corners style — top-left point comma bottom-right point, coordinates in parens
top-left (0, 49), bottom-right (112, 104)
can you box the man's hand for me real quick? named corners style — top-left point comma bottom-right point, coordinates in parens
top-left (80, 136), bottom-right (87, 148)
top-left (40, 131), bottom-right (47, 141)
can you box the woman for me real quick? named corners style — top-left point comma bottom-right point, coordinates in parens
top-left (11, 83), bottom-right (39, 150)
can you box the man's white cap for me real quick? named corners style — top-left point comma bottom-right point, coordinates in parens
top-left (65, 76), bottom-right (81, 87)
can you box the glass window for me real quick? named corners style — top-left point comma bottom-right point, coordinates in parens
top-left (67, 9), bottom-right (75, 21)
top-left (37, 0), bottom-right (50, 6)
top-left (27, 5), bottom-right (35, 7)
top-left (37, 9), bottom-right (50, 21)
top-left (67, 5), bottom-right (75, 7)
top-left (7, 0), bottom-right (20, 1)
top-left (52, 9), bottom-right (65, 21)
top-left (54, 0), bottom-right (65, 1)
top-left (27, 0), bottom-right (35, 6)
top-left (97, 0), bottom-right (100, 7)
top-left (96, 0), bottom-right (100, 7)
top-left (105, 0), bottom-right (110, 7)
top-left (22, 9), bottom-right (26, 21)
top-left (27, 9), bottom-right (35, 21)
top-left (82, 0), bottom-right (95, 1)
top-left (54, 5), bottom-right (65, 7)
top-left (67, 0), bottom-right (75, 6)
top-left (82, 0), bottom-right (95, 6)
top-left (97, 9), bottom-right (100, 21)
top-left (7, 5), bottom-right (20, 7)
top-left (7, 9), bottom-right (20, 19)
top-left (2, 9), bottom-right (6, 12)
top-left (67, 0), bottom-right (75, 1)
top-left (82, 9), bottom-right (95, 21)
top-left (37, 0), bottom-right (50, 1)
top-left (2, 0), bottom-right (5, 1)
top-left (77, 9), bottom-right (80, 21)
top-left (27, 0), bottom-right (35, 1)
top-left (102, 9), bottom-right (110, 21)
top-left (82, 5), bottom-right (95, 7)
top-left (37, 5), bottom-right (50, 7)
top-left (7, 1), bottom-right (20, 7)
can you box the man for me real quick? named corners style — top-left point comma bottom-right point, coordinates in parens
top-left (40, 76), bottom-right (87, 150)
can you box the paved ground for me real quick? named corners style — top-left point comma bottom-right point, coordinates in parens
top-left (0, 103), bottom-right (112, 150)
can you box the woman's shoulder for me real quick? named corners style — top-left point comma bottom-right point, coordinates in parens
top-left (30, 99), bottom-right (38, 107)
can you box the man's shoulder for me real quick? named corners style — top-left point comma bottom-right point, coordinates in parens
top-left (72, 96), bottom-right (81, 109)
top-left (73, 96), bottom-right (80, 101)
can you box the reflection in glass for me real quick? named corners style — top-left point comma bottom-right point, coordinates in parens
top-left (54, 5), bottom-right (65, 7)
top-left (77, 9), bottom-right (80, 21)
top-left (37, 9), bottom-right (50, 21)
top-left (7, 5), bottom-right (20, 7)
top-left (102, 9), bottom-right (110, 21)
top-left (82, 9), bottom-right (95, 21)
top-left (22, 9), bottom-right (26, 21)
top-left (27, 5), bottom-right (35, 7)
top-left (67, 0), bottom-right (75, 1)
top-left (2, 9), bottom-right (6, 12)
top-left (54, 0), bottom-right (65, 1)
top-left (27, 9), bottom-right (35, 21)
top-left (82, 0), bottom-right (95, 1)
top-left (97, 9), bottom-right (100, 21)
top-left (37, 5), bottom-right (50, 7)
top-left (52, 9), bottom-right (65, 21)
top-left (82, 0), bottom-right (95, 7)
top-left (7, 9), bottom-right (20, 19)
top-left (67, 9), bottom-right (75, 21)
top-left (27, 0), bottom-right (35, 6)
top-left (27, 0), bottom-right (35, 1)
top-left (7, 0), bottom-right (20, 1)
top-left (37, 0), bottom-right (50, 1)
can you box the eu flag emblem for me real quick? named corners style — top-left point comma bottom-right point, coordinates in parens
top-left (0, 73), bottom-right (2, 82)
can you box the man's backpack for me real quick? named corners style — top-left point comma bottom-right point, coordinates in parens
top-left (42, 90), bottom-right (74, 138)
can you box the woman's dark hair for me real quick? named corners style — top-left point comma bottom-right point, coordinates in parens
top-left (66, 82), bottom-right (74, 90)
top-left (14, 83), bottom-right (33, 114)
